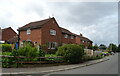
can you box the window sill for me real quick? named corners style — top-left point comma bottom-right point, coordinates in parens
top-left (51, 48), bottom-right (55, 49)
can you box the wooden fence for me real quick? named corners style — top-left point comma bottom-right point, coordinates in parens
top-left (0, 55), bottom-right (64, 67)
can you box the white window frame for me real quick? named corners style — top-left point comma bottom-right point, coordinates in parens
top-left (64, 34), bottom-right (68, 38)
top-left (20, 42), bottom-right (23, 47)
top-left (82, 40), bottom-right (84, 43)
top-left (48, 42), bottom-right (57, 49)
top-left (26, 29), bottom-right (31, 34)
top-left (71, 36), bottom-right (74, 39)
top-left (48, 42), bottom-right (51, 49)
top-left (34, 42), bottom-right (37, 45)
top-left (50, 29), bottom-right (56, 35)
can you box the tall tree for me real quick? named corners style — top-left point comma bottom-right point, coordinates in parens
top-left (117, 44), bottom-right (120, 52)
top-left (108, 43), bottom-right (118, 53)
top-left (93, 44), bottom-right (99, 51)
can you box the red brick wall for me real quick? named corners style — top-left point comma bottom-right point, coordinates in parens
top-left (2, 27), bottom-right (17, 41)
top-left (75, 36), bottom-right (92, 48)
top-left (75, 36), bottom-right (81, 44)
top-left (41, 18), bottom-right (62, 45)
top-left (61, 34), bottom-right (75, 45)
top-left (20, 28), bottom-right (42, 45)
top-left (81, 41), bottom-right (92, 48)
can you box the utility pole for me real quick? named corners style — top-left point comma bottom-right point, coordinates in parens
top-left (110, 43), bottom-right (112, 52)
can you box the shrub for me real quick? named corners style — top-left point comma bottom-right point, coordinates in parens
top-left (0, 44), bottom-right (12, 52)
top-left (37, 49), bottom-right (45, 61)
top-left (56, 44), bottom-right (84, 64)
top-left (83, 55), bottom-right (103, 61)
top-left (2, 43), bottom-right (46, 68)
top-left (38, 49), bottom-right (45, 57)
top-left (11, 44), bottom-right (39, 61)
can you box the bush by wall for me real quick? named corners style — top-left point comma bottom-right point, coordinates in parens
top-left (0, 44), bottom-right (12, 52)
top-left (12, 43), bottom-right (40, 61)
top-left (2, 43), bottom-right (46, 68)
top-left (56, 44), bottom-right (84, 64)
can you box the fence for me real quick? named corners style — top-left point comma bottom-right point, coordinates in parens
top-left (0, 55), bottom-right (64, 68)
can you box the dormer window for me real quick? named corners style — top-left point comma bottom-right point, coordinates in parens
top-left (50, 29), bottom-right (56, 35)
top-left (64, 34), bottom-right (68, 38)
top-left (27, 29), bottom-right (31, 34)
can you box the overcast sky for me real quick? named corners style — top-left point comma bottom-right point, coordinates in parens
top-left (0, 0), bottom-right (118, 46)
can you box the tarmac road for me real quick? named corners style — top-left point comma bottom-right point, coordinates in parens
top-left (49, 53), bottom-right (118, 74)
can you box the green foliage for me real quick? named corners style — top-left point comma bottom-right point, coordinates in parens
top-left (83, 55), bottom-right (103, 61)
top-left (11, 44), bottom-right (39, 61)
top-left (117, 44), bottom-right (120, 52)
top-left (0, 44), bottom-right (12, 52)
top-left (88, 45), bottom-right (93, 49)
top-left (79, 44), bottom-right (85, 49)
top-left (2, 43), bottom-right (46, 68)
top-left (108, 43), bottom-right (118, 53)
top-left (93, 44), bottom-right (99, 51)
top-left (38, 49), bottom-right (45, 57)
top-left (56, 44), bottom-right (84, 64)
top-left (99, 44), bottom-right (107, 50)
top-left (45, 54), bottom-right (57, 57)
top-left (0, 52), bottom-right (11, 55)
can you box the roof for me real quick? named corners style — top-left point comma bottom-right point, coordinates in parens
top-left (80, 36), bottom-right (93, 42)
top-left (2, 27), bottom-right (17, 41)
top-left (60, 27), bottom-right (75, 36)
top-left (18, 17), bottom-right (54, 31)
top-left (2, 27), bottom-right (17, 34)
top-left (7, 36), bottom-right (18, 44)
top-left (73, 33), bottom-right (92, 42)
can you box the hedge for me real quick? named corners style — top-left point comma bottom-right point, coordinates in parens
top-left (0, 44), bottom-right (12, 52)
top-left (56, 44), bottom-right (84, 64)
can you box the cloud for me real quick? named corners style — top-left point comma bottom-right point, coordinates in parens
top-left (47, 2), bottom-right (118, 46)
top-left (0, 0), bottom-right (118, 46)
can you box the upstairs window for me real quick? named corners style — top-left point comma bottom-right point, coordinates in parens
top-left (71, 36), bottom-right (74, 39)
top-left (83, 40), bottom-right (85, 43)
top-left (26, 29), bottom-right (31, 34)
top-left (64, 34), bottom-right (68, 38)
top-left (50, 29), bottom-right (56, 35)
top-left (81, 40), bottom-right (85, 43)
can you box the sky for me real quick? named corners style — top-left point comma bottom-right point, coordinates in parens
top-left (0, 0), bottom-right (119, 46)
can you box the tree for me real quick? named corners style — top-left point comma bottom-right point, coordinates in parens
top-left (93, 44), bottom-right (99, 51)
top-left (108, 43), bottom-right (118, 53)
top-left (79, 44), bottom-right (85, 49)
top-left (99, 44), bottom-right (107, 50)
top-left (117, 44), bottom-right (120, 52)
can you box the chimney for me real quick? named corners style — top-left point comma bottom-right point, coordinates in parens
top-left (80, 33), bottom-right (83, 36)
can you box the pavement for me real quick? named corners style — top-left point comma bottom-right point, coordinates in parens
top-left (2, 55), bottom-right (111, 75)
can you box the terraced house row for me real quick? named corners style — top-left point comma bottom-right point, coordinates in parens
top-left (18, 17), bottom-right (93, 52)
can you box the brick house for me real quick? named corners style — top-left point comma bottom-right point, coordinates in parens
top-left (1, 27), bottom-right (17, 43)
top-left (60, 27), bottom-right (76, 45)
top-left (18, 17), bottom-right (92, 52)
top-left (79, 34), bottom-right (93, 48)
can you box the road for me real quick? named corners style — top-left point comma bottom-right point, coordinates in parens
top-left (49, 53), bottom-right (118, 74)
